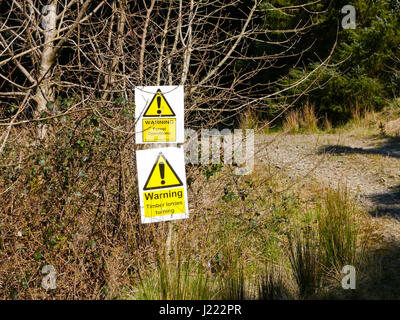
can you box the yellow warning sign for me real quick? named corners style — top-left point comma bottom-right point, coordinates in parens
top-left (143, 89), bottom-right (176, 117)
top-left (143, 187), bottom-right (186, 217)
top-left (143, 152), bottom-right (183, 190)
top-left (142, 118), bottom-right (176, 142)
top-left (136, 147), bottom-right (188, 223)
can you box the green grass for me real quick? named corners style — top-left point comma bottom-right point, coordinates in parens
top-left (317, 187), bottom-right (358, 270)
top-left (257, 264), bottom-right (291, 300)
top-left (128, 181), bottom-right (369, 300)
top-left (287, 228), bottom-right (321, 299)
top-left (134, 257), bottom-right (215, 300)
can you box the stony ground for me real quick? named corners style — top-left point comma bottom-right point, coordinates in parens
top-left (256, 132), bottom-right (400, 218)
top-left (253, 132), bottom-right (400, 298)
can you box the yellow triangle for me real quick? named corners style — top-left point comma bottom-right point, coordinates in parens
top-left (143, 153), bottom-right (183, 190)
top-left (143, 89), bottom-right (176, 117)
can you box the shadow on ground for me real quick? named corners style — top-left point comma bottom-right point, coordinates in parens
top-left (317, 136), bottom-right (400, 218)
top-left (367, 185), bottom-right (400, 218)
top-left (323, 242), bottom-right (400, 299)
top-left (317, 135), bottom-right (400, 159)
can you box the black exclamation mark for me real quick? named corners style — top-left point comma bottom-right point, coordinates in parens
top-left (157, 95), bottom-right (161, 115)
top-left (159, 161), bottom-right (165, 185)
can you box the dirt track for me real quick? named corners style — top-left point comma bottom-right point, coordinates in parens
top-left (255, 133), bottom-right (400, 218)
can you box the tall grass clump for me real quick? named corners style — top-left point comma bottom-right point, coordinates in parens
top-left (135, 255), bottom-right (214, 300)
top-left (323, 113), bottom-right (333, 132)
top-left (239, 109), bottom-right (260, 130)
top-left (283, 103), bottom-right (319, 133)
top-left (287, 227), bottom-right (321, 299)
top-left (283, 109), bottom-right (300, 133)
top-left (215, 243), bottom-right (248, 299)
top-left (219, 264), bottom-right (247, 300)
top-left (317, 187), bottom-right (358, 270)
top-left (257, 264), bottom-right (290, 300)
top-left (301, 103), bottom-right (319, 132)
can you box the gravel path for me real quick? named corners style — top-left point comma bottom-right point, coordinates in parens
top-left (255, 133), bottom-right (400, 218)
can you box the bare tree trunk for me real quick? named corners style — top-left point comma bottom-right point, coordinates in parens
top-left (102, 1), bottom-right (126, 101)
top-left (139, 0), bottom-right (156, 85)
top-left (157, 0), bottom-right (172, 85)
top-left (181, 0), bottom-right (194, 85)
top-left (33, 1), bottom-right (58, 139)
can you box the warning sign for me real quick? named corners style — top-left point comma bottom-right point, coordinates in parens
top-left (136, 147), bottom-right (189, 223)
top-left (143, 89), bottom-right (176, 117)
top-left (143, 188), bottom-right (186, 217)
top-left (135, 86), bottom-right (184, 144)
top-left (143, 152), bottom-right (183, 190)
top-left (142, 118), bottom-right (176, 142)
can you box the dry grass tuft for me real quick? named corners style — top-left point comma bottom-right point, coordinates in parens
top-left (283, 103), bottom-right (319, 134)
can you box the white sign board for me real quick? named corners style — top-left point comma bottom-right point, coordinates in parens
top-left (135, 86), bottom-right (184, 144)
top-left (136, 147), bottom-right (189, 224)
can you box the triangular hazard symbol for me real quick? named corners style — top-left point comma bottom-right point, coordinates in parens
top-left (143, 89), bottom-right (176, 117)
top-left (143, 152), bottom-right (183, 190)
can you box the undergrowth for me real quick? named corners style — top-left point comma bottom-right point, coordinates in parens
top-left (0, 108), bottom-right (395, 299)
